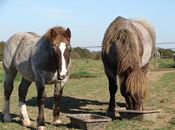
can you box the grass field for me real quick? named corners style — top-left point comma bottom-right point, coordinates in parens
top-left (0, 59), bottom-right (175, 130)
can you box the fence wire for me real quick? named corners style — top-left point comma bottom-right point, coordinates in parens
top-left (76, 41), bottom-right (175, 51)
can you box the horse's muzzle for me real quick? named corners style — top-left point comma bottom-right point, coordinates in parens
top-left (58, 75), bottom-right (66, 80)
top-left (57, 72), bottom-right (68, 80)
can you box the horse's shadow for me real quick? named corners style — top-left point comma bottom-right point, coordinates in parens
top-left (26, 96), bottom-right (125, 129)
top-left (26, 96), bottom-right (126, 115)
top-left (0, 97), bottom-right (125, 130)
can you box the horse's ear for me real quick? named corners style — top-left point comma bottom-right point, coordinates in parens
top-left (50, 28), bottom-right (57, 39)
top-left (64, 28), bottom-right (71, 40)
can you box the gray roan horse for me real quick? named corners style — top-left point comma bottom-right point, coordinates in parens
top-left (102, 16), bottom-right (156, 117)
top-left (2, 27), bottom-right (71, 129)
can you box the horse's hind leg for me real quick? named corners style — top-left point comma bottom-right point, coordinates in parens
top-left (18, 77), bottom-right (31, 126)
top-left (3, 72), bottom-right (17, 122)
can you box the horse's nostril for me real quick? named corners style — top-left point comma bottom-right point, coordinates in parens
top-left (61, 75), bottom-right (65, 79)
top-left (58, 75), bottom-right (65, 80)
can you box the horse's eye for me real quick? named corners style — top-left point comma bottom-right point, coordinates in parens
top-left (67, 46), bottom-right (71, 52)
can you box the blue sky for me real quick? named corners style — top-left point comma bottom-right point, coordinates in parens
top-left (0, 0), bottom-right (175, 49)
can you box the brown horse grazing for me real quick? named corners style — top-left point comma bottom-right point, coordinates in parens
top-left (2, 27), bottom-right (71, 130)
top-left (101, 16), bottom-right (156, 117)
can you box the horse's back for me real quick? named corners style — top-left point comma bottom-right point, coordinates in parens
top-left (102, 16), bottom-right (155, 67)
top-left (3, 32), bottom-right (27, 69)
top-left (3, 32), bottom-right (40, 79)
top-left (132, 18), bottom-right (156, 44)
top-left (131, 19), bottom-right (156, 66)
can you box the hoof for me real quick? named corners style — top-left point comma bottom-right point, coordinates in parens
top-left (37, 126), bottom-right (46, 130)
top-left (53, 119), bottom-right (62, 125)
top-left (22, 118), bottom-right (31, 126)
top-left (3, 114), bottom-right (12, 122)
top-left (107, 109), bottom-right (116, 119)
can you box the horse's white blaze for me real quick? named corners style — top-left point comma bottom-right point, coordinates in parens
top-left (59, 42), bottom-right (67, 76)
top-left (19, 102), bottom-right (29, 120)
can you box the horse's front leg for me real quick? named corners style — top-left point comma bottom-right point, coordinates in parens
top-left (106, 73), bottom-right (117, 118)
top-left (35, 77), bottom-right (47, 130)
top-left (120, 76), bottom-right (133, 110)
top-left (53, 83), bottom-right (63, 125)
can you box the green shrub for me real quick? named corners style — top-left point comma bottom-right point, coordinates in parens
top-left (158, 48), bottom-right (175, 58)
top-left (70, 71), bottom-right (97, 79)
top-left (72, 47), bottom-right (90, 59)
top-left (157, 58), bottom-right (175, 68)
top-left (71, 51), bottom-right (81, 59)
top-left (0, 42), bottom-right (5, 61)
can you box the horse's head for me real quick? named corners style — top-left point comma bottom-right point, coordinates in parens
top-left (45, 27), bottom-right (71, 80)
top-left (127, 91), bottom-right (144, 111)
top-left (124, 66), bottom-right (148, 111)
